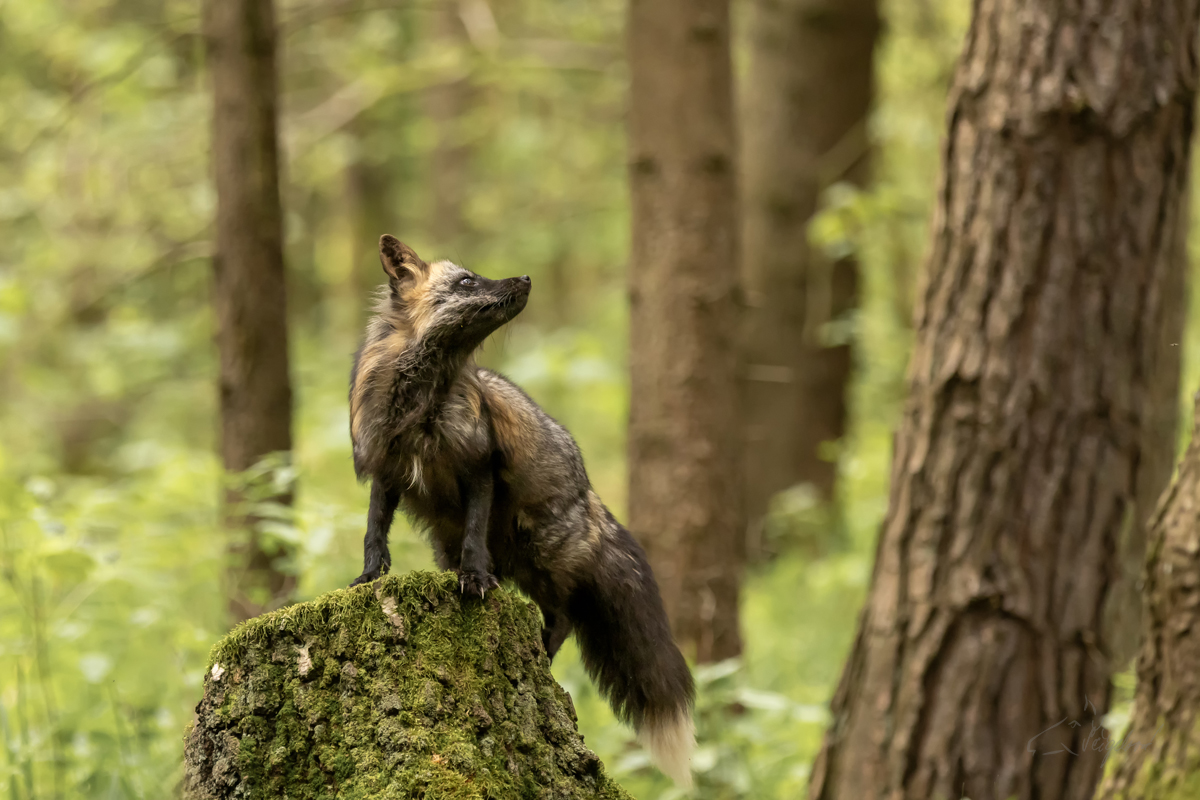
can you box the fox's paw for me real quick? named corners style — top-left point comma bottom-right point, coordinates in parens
top-left (350, 567), bottom-right (388, 587)
top-left (456, 569), bottom-right (499, 599)
top-left (349, 560), bottom-right (390, 588)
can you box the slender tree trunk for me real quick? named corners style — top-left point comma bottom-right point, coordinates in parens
top-left (741, 0), bottom-right (879, 558)
top-left (346, 119), bottom-right (394, 316)
top-left (424, 0), bottom-right (474, 252)
top-left (626, 0), bottom-right (743, 663)
top-left (1098, 391), bottom-right (1200, 799)
top-left (204, 0), bottom-right (296, 623)
top-left (808, 3), bottom-right (1195, 799)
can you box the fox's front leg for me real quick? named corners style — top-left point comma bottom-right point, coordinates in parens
top-left (351, 478), bottom-right (400, 586)
top-left (457, 467), bottom-right (499, 598)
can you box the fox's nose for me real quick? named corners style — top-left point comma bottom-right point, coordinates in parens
top-left (518, 275), bottom-right (531, 284)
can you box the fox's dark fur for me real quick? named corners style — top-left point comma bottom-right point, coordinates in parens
top-left (347, 235), bottom-right (695, 784)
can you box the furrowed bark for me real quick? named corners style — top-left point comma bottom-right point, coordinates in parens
top-left (204, 0), bottom-right (296, 622)
top-left (626, 0), bottom-right (744, 663)
top-left (809, 2), bottom-right (1196, 799)
top-left (184, 572), bottom-right (631, 800)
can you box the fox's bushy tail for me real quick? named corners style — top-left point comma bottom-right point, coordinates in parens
top-left (568, 523), bottom-right (695, 787)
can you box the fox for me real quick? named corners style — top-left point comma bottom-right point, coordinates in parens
top-left (347, 235), bottom-right (695, 786)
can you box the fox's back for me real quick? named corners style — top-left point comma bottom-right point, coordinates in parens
top-left (476, 368), bottom-right (591, 513)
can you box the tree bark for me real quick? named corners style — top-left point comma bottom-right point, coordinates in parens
top-left (184, 572), bottom-right (632, 800)
top-left (741, 0), bottom-right (879, 558)
top-left (626, 0), bottom-right (743, 664)
top-left (1097, 391), bottom-right (1200, 799)
top-left (204, 0), bottom-right (296, 623)
top-left (808, 3), bottom-right (1196, 799)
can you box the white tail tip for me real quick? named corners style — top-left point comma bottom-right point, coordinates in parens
top-left (640, 710), bottom-right (695, 789)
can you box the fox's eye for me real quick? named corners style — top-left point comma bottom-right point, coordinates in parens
top-left (459, 277), bottom-right (477, 288)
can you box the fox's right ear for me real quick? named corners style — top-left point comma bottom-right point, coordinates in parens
top-left (379, 235), bottom-right (427, 285)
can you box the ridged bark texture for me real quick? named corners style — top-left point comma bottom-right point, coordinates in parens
top-left (204, 0), bottom-right (296, 621)
top-left (741, 0), bottom-right (879, 557)
top-left (184, 572), bottom-right (631, 800)
top-left (1097, 393), bottom-right (1200, 798)
top-left (627, 0), bottom-right (744, 663)
top-left (809, 2), bottom-right (1197, 799)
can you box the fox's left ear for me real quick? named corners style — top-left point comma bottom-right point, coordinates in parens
top-left (379, 235), bottom-right (427, 285)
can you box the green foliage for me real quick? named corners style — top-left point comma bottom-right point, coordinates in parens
top-left (0, 448), bottom-right (223, 797)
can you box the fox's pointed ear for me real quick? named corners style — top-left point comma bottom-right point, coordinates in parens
top-left (379, 235), bottom-right (427, 284)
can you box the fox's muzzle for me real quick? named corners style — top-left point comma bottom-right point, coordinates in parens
top-left (498, 275), bottom-right (531, 316)
top-left (454, 274), bottom-right (531, 346)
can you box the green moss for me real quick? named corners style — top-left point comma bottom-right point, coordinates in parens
top-left (185, 571), bottom-right (631, 800)
top-left (1100, 713), bottom-right (1200, 800)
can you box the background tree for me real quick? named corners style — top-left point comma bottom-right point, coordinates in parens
top-left (1099, 390), bottom-right (1200, 799)
top-left (808, 2), bottom-right (1196, 798)
top-left (423, 0), bottom-right (477, 251)
top-left (204, 0), bottom-right (296, 622)
top-left (345, 114), bottom-right (397, 316)
top-left (741, 0), bottom-right (880, 560)
top-left (626, 0), bottom-right (743, 663)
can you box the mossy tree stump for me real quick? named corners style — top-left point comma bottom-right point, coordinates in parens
top-left (184, 571), bottom-right (632, 800)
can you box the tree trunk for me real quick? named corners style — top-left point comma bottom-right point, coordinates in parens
top-left (204, 0), bottom-right (296, 623)
top-left (183, 572), bottom-right (632, 800)
top-left (1097, 391), bottom-right (1200, 799)
top-left (346, 118), bottom-right (394, 318)
top-left (626, 0), bottom-right (743, 663)
top-left (740, 0), bottom-right (879, 559)
top-left (808, 3), bottom-right (1195, 799)
top-left (424, 0), bottom-right (475, 251)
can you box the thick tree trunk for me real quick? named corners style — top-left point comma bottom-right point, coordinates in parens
top-left (1098, 395), bottom-right (1200, 799)
top-left (204, 0), bottom-right (296, 623)
top-left (808, 4), bottom-right (1195, 799)
top-left (741, 0), bottom-right (879, 558)
top-left (626, 0), bottom-right (743, 663)
top-left (184, 572), bottom-right (631, 800)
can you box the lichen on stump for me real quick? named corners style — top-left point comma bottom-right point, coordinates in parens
top-left (184, 571), bottom-right (632, 800)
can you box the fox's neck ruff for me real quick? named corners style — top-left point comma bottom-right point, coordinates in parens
top-left (385, 336), bottom-right (474, 425)
top-left (351, 314), bottom-right (479, 478)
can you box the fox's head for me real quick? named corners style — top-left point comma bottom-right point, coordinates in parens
top-left (376, 234), bottom-right (530, 352)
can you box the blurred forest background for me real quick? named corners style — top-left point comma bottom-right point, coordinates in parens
top-left (3, 0), bottom-right (1200, 798)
